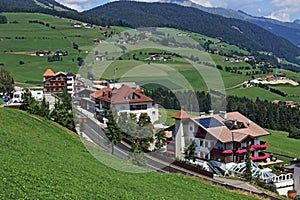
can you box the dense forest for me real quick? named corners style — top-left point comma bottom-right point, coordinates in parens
top-left (85, 1), bottom-right (300, 65)
top-left (0, 0), bottom-right (122, 27)
top-left (144, 88), bottom-right (300, 134)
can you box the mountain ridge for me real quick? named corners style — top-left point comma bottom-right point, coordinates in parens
top-left (159, 0), bottom-right (300, 46)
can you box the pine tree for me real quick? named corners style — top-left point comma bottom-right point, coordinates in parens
top-left (184, 140), bottom-right (197, 162)
top-left (105, 109), bottom-right (123, 155)
top-left (244, 144), bottom-right (252, 181)
top-left (154, 129), bottom-right (166, 151)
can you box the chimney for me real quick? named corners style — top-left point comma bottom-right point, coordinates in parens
top-left (234, 119), bottom-right (237, 126)
top-left (219, 111), bottom-right (227, 119)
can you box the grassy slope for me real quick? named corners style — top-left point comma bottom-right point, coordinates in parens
top-left (261, 129), bottom-right (300, 162)
top-left (0, 108), bottom-right (261, 199)
top-left (0, 13), bottom-right (105, 84)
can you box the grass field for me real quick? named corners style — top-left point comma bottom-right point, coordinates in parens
top-left (0, 108), bottom-right (263, 199)
top-left (0, 13), bottom-right (106, 84)
top-left (261, 129), bottom-right (300, 162)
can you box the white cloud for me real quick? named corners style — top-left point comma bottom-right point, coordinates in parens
top-left (265, 0), bottom-right (300, 22)
top-left (56, 0), bottom-right (107, 11)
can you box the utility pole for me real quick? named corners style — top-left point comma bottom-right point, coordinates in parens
top-left (113, 67), bottom-right (118, 88)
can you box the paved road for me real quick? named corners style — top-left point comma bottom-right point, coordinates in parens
top-left (75, 107), bottom-right (281, 199)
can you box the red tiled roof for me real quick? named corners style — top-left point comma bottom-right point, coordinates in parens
top-left (172, 109), bottom-right (191, 119)
top-left (93, 85), bottom-right (153, 104)
top-left (91, 88), bottom-right (112, 99)
top-left (43, 69), bottom-right (55, 77)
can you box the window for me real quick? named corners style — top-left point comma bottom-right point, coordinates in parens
top-left (200, 140), bottom-right (203, 146)
top-left (130, 104), bottom-right (147, 110)
top-left (205, 141), bottom-right (209, 148)
top-left (189, 126), bottom-right (193, 131)
top-left (152, 111), bottom-right (156, 115)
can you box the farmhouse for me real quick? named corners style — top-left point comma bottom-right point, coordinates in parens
top-left (166, 109), bottom-right (270, 163)
top-left (43, 69), bottom-right (84, 95)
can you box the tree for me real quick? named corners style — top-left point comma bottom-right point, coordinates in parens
top-left (0, 68), bottom-right (14, 95)
top-left (154, 129), bottom-right (166, 151)
top-left (289, 126), bottom-right (300, 139)
top-left (38, 98), bottom-right (50, 118)
top-left (105, 109), bottom-right (123, 155)
top-left (244, 144), bottom-right (252, 181)
top-left (50, 87), bottom-right (75, 131)
top-left (20, 89), bottom-right (34, 112)
top-left (184, 140), bottom-right (197, 162)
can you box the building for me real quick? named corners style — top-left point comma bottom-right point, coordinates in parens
top-left (89, 85), bottom-right (159, 123)
top-left (167, 109), bottom-right (270, 163)
top-left (43, 69), bottom-right (84, 95)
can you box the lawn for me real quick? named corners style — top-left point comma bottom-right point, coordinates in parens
top-left (226, 87), bottom-right (287, 102)
top-left (261, 129), bottom-right (300, 162)
top-left (0, 108), bottom-right (261, 199)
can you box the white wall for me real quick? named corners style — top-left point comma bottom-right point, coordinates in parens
top-left (295, 164), bottom-right (300, 193)
top-left (114, 102), bottom-right (159, 123)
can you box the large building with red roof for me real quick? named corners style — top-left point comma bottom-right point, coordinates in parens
top-left (89, 85), bottom-right (159, 123)
top-left (167, 109), bottom-right (270, 163)
top-left (43, 69), bottom-right (84, 95)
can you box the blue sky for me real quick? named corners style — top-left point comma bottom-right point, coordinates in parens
top-left (56, 0), bottom-right (300, 22)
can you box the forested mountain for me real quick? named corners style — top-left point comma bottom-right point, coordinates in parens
top-left (0, 0), bottom-right (75, 12)
top-left (0, 0), bottom-right (116, 27)
top-left (171, 0), bottom-right (300, 46)
top-left (84, 1), bottom-right (300, 65)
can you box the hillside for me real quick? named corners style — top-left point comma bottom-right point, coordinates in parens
top-left (84, 1), bottom-right (300, 65)
top-left (0, 108), bottom-right (261, 199)
top-left (0, 0), bottom-right (114, 27)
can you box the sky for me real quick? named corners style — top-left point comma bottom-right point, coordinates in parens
top-left (56, 0), bottom-right (300, 22)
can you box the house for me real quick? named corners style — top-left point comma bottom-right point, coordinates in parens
top-left (166, 109), bottom-right (270, 163)
top-left (95, 55), bottom-right (106, 61)
top-left (36, 50), bottom-right (50, 56)
top-left (73, 23), bottom-right (82, 28)
top-left (43, 69), bottom-right (84, 95)
top-left (93, 39), bottom-right (104, 44)
top-left (274, 73), bottom-right (287, 80)
top-left (90, 85), bottom-right (159, 123)
top-left (145, 54), bottom-right (161, 61)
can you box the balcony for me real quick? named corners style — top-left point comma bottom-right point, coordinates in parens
top-left (194, 132), bottom-right (206, 138)
top-left (165, 150), bottom-right (175, 155)
top-left (49, 80), bottom-right (65, 83)
top-left (252, 152), bottom-right (269, 162)
top-left (235, 147), bottom-right (255, 154)
top-left (211, 148), bottom-right (233, 155)
top-left (251, 141), bottom-right (269, 150)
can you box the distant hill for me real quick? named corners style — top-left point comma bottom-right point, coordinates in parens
top-left (0, 108), bottom-right (261, 199)
top-left (177, 1), bottom-right (300, 46)
top-left (84, 1), bottom-right (300, 64)
top-left (0, 0), bottom-right (114, 27)
top-left (0, 0), bottom-right (75, 12)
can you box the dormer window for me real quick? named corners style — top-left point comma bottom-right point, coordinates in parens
top-left (224, 120), bottom-right (245, 130)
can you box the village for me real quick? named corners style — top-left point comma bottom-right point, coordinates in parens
top-left (2, 68), bottom-right (299, 197)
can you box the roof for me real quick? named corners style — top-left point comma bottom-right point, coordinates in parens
top-left (92, 85), bottom-right (153, 104)
top-left (172, 109), bottom-right (192, 119)
top-left (43, 69), bottom-right (55, 77)
top-left (189, 111), bottom-right (270, 143)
